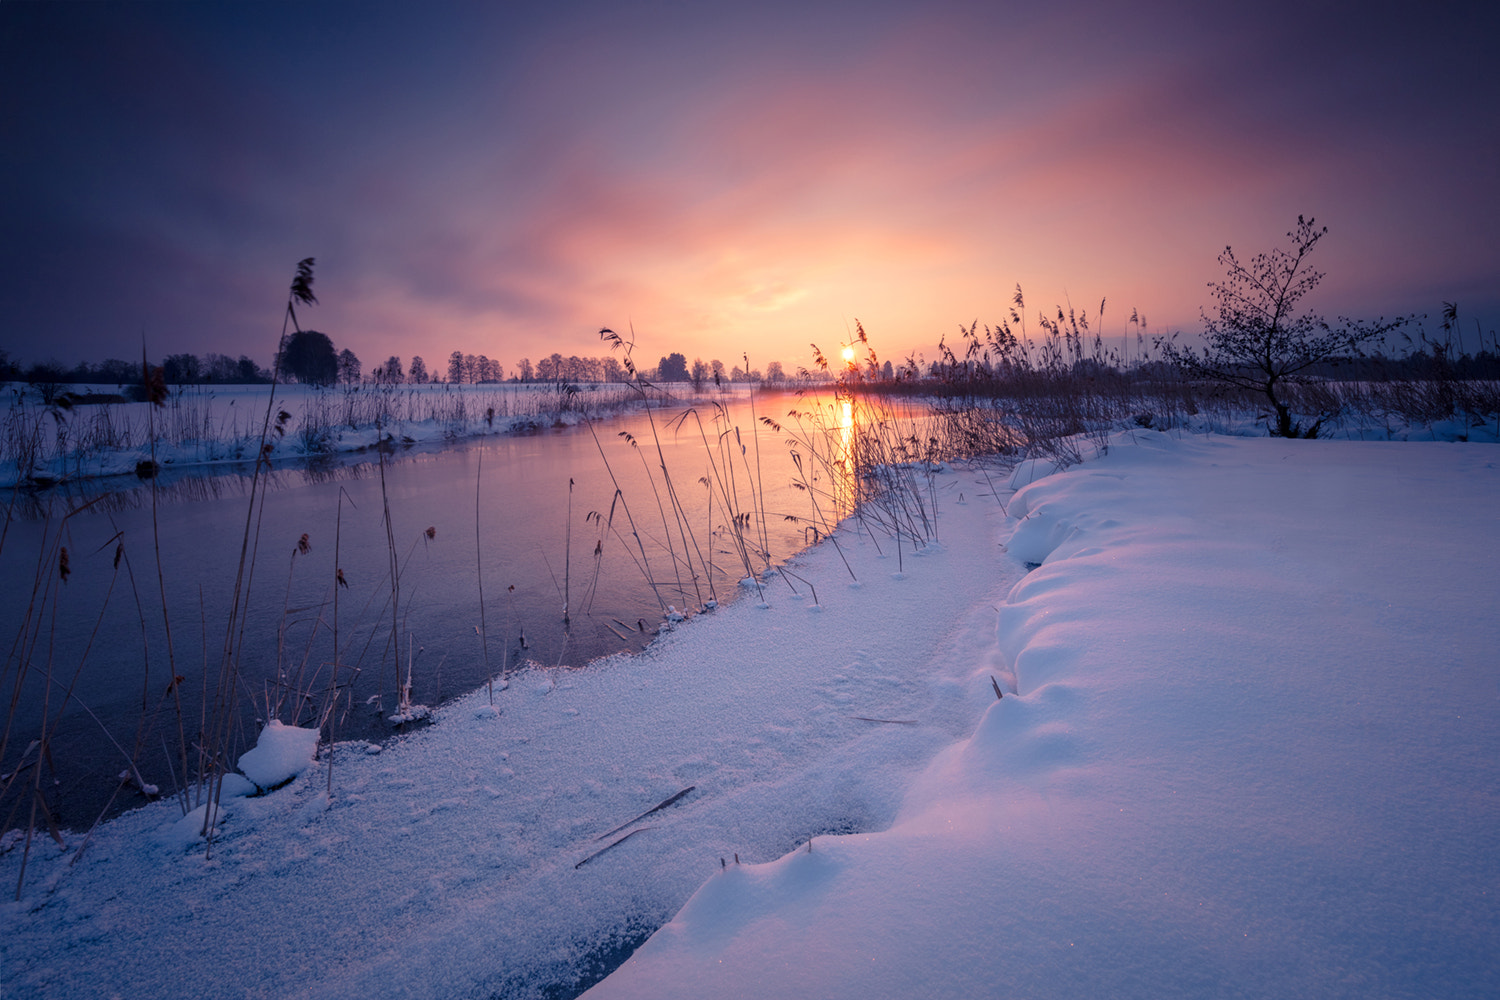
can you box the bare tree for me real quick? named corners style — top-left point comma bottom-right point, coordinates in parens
top-left (376, 356), bottom-right (404, 384)
top-left (337, 348), bottom-right (361, 386)
top-left (1163, 216), bottom-right (1404, 437)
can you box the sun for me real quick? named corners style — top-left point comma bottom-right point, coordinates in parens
top-left (841, 345), bottom-right (855, 362)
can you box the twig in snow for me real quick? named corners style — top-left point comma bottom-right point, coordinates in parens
top-left (594, 785), bottom-right (696, 841)
top-left (576, 826), bottom-right (653, 869)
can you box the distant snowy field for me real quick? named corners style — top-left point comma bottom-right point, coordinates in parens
top-left (3, 431), bottom-right (1496, 999)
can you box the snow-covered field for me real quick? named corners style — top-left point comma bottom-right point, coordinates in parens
top-left (3, 431), bottom-right (1496, 999)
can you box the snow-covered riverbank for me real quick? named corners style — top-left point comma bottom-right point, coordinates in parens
top-left (0, 381), bottom-right (657, 488)
top-left (3, 431), bottom-right (1496, 999)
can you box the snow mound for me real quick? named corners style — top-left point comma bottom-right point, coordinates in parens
top-left (1003, 510), bottom-right (1080, 566)
top-left (236, 720), bottom-right (321, 791)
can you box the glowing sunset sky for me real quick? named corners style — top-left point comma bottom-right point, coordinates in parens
top-left (2, 0), bottom-right (1496, 373)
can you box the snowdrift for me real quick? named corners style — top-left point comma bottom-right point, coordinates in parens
top-left (590, 433), bottom-right (1500, 999)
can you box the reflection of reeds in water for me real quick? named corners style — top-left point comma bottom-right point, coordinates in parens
top-left (0, 503), bottom-right (116, 895)
top-left (578, 327), bottom-right (950, 616)
top-left (588, 390), bottom-right (780, 610)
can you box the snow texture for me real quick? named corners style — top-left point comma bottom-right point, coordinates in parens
top-left (592, 433), bottom-right (1500, 1000)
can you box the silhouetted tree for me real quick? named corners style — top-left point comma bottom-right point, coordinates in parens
top-left (26, 360), bottom-right (67, 402)
top-left (337, 349), bottom-right (361, 385)
top-left (408, 355), bottom-right (428, 383)
top-left (161, 353), bottom-right (201, 384)
top-left (374, 356), bottom-right (403, 384)
top-left (96, 358), bottom-right (138, 384)
top-left (657, 353), bottom-right (689, 382)
top-left (1163, 216), bottom-right (1405, 438)
top-left (202, 353), bottom-right (237, 382)
top-left (280, 330), bottom-right (338, 386)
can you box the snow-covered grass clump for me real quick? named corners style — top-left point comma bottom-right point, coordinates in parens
top-left (235, 720), bottom-right (321, 791)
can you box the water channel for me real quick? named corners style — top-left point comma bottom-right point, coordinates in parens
top-left (1, 388), bottom-right (884, 827)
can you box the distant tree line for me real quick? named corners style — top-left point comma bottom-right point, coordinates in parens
top-left (446, 351), bottom-right (506, 384)
top-left (684, 356), bottom-right (791, 388)
top-left (1, 349), bottom-right (272, 388)
top-left (1, 338), bottom-right (806, 393)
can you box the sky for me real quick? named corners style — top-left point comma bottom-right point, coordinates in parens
top-left (2, 0), bottom-right (1497, 374)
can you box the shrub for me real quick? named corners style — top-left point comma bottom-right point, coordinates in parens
top-left (1162, 216), bottom-right (1404, 437)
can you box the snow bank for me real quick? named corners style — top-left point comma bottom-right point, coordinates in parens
top-left (0, 382), bottom-right (640, 487)
top-left (590, 432), bottom-right (1500, 999)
